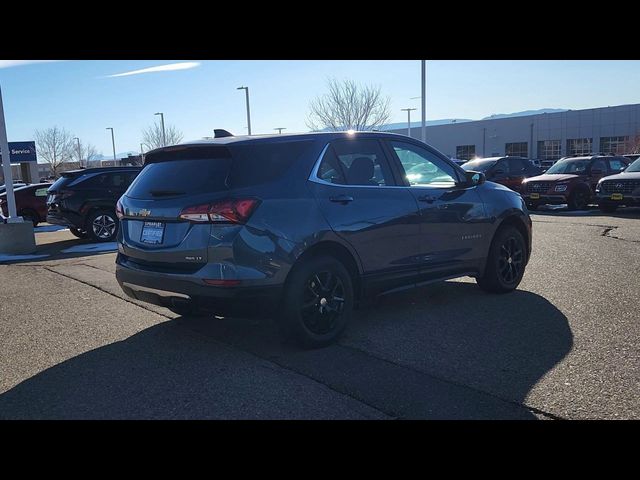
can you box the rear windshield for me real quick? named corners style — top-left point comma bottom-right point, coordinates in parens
top-left (48, 175), bottom-right (74, 192)
top-left (127, 141), bottom-right (313, 199)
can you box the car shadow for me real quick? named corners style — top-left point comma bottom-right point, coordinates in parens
top-left (531, 205), bottom-right (640, 218)
top-left (0, 280), bottom-right (572, 419)
top-left (0, 236), bottom-right (118, 265)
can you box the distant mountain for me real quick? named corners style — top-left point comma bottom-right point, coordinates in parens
top-left (481, 108), bottom-right (568, 120)
top-left (379, 119), bottom-right (473, 130)
top-left (93, 151), bottom-right (138, 161)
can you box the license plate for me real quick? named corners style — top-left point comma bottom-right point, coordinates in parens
top-left (530, 193), bottom-right (540, 200)
top-left (611, 193), bottom-right (623, 201)
top-left (141, 221), bottom-right (165, 244)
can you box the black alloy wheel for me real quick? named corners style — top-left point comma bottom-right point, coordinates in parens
top-left (497, 235), bottom-right (524, 285)
top-left (301, 271), bottom-right (346, 335)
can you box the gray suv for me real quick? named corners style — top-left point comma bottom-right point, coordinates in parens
top-left (116, 132), bottom-right (532, 348)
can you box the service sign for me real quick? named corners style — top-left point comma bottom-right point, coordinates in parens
top-left (0, 141), bottom-right (37, 164)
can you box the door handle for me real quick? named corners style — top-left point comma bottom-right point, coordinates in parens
top-left (417, 195), bottom-right (437, 203)
top-left (329, 195), bottom-right (354, 204)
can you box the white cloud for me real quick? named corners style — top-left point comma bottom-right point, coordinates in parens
top-left (0, 60), bottom-right (60, 69)
top-left (107, 62), bottom-right (200, 78)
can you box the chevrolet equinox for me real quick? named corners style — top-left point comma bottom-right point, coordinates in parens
top-left (116, 132), bottom-right (532, 348)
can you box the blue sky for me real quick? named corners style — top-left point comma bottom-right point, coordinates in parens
top-left (1, 60), bottom-right (640, 158)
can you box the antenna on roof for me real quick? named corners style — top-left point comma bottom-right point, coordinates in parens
top-left (214, 129), bottom-right (234, 138)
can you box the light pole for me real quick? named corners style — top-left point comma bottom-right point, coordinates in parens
top-left (106, 127), bottom-right (116, 162)
top-left (401, 108), bottom-right (417, 138)
top-left (73, 137), bottom-right (82, 167)
top-left (154, 112), bottom-right (166, 146)
top-left (421, 60), bottom-right (426, 142)
top-left (237, 86), bottom-right (252, 135)
top-left (274, 127), bottom-right (286, 134)
top-left (0, 86), bottom-right (19, 222)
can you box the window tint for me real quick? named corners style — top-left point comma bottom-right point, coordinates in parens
top-left (390, 141), bottom-right (458, 186)
top-left (507, 158), bottom-right (527, 174)
top-left (608, 158), bottom-right (626, 172)
top-left (591, 159), bottom-right (607, 172)
top-left (228, 141), bottom-right (313, 188)
top-left (317, 139), bottom-right (394, 186)
top-left (128, 141), bottom-right (313, 199)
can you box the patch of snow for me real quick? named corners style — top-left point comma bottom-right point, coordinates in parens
top-left (61, 242), bottom-right (118, 254)
top-left (0, 253), bottom-right (50, 263)
top-left (34, 225), bottom-right (69, 233)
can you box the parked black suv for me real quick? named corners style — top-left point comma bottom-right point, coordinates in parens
top-left (47, 167), bottom-right (141, 241)
top-left (116, 132), bottom-right (532, 348)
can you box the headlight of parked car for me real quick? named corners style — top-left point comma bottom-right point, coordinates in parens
top-left (554, 184), bottom-right (568, 192)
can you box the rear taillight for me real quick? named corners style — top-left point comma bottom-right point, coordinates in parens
top-left (116, 199), bottom-right (124, 220)
top-left (179, 198), bottom-right (260, 224)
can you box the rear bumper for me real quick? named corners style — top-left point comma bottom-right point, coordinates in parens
top-left (115, 254), bottom-right (283, 317)
top-left (46, 211), bottom-right (83, 229)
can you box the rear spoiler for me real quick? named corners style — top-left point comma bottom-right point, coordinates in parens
top-left (144, 145), bottom-right (232, 165)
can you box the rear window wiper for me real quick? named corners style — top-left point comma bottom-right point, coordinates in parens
top-left (148, 190), bottom-right (186, 197)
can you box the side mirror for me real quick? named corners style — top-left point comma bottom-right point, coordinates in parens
top-left (463, 170), bottom-right (485, 187)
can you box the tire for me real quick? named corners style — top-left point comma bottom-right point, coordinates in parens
top-left (476, 225), bottom-right (527, 294)
top-left (599, 204), bottom-right (618, 214)
top-left (86, 209), bottom-right (119, 242)
top-left (69, 227), bottom-right (88, 239)
top-left (20, 210), bottom-right (39, 227)
top-left (567, 187), bottom-right (590, 211)
top-left (278, 255), bottom-right (354, 349)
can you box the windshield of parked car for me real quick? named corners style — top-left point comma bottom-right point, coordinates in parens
top-left (625, 158), bottom-right (640, 172)
top-left (545, 159), bottom-right (591, 174)
top-left (461, 159), bottom-right (498, 172)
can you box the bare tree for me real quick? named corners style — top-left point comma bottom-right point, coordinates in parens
top-left (34, 126), bottom-right (75, 176)
top-left (627, 134), bottom-right (640, 154)
top-left (73, 140), bottom-right (100, 168)
top-left (141, 123), bottom-right (183, 149)
top-left (306, 78), bottom-right (391, 132)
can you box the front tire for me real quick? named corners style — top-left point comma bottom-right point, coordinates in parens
top-left (20, 209), bottom-right (39, 227)
top-left (278, 255), bottom-right (354, 349)
top-left (69, 227), bottom-right (88, 239)
top-left (567, 187), bottom-right (590, 211)
top-left (86, 209), bottom-right (118, 242)
top-left (477, 225), bottom-right (527, 294)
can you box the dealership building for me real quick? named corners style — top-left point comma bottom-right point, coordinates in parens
top-left (388, 103), bottom-right (640, 161)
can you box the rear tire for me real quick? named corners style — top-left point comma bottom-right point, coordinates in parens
top-left (69, 227), bottom-right (88, 239)
top-left (20, 209), bottom-right (39, 227)
top-left (476, 225), bottom-right (527, 294)
top-left (278, 255), bottom-right (354, 349)
top-left (567, 187), bottom-right (590, 211)
top-left (86, 209), bottom-right (118, 242)
top-left (599, 204), bottom-right (618, 214)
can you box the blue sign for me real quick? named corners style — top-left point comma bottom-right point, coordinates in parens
top-left (0, 141), bottom-right (37, 163)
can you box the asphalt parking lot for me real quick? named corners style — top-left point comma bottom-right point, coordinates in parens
top-left (1, 207), bottom-right (639, 419)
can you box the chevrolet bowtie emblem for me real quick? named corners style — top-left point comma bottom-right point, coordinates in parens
top-left (137, 209), bottom-right (151, 217)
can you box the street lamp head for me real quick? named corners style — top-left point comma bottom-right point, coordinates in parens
top-left (237, 86), bottom-right (247, 90)
top-left (154, 112), bottom-right (162, 116)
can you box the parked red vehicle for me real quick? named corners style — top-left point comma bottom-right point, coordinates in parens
top-left (462, 156), bottom-right (541, 193)
top-left (522, 154), bottom-right (630, 210)
top-left (0, 183), bottom-right (50, 226)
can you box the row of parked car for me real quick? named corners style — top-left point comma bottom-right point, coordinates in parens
top-left (460, 153), bottom-right (640, 212)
